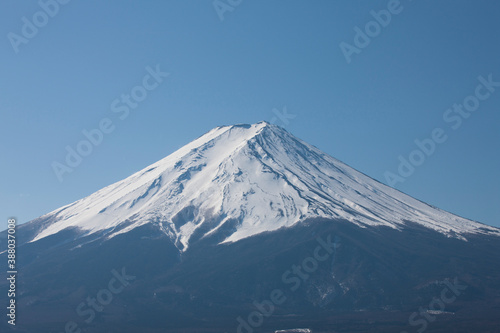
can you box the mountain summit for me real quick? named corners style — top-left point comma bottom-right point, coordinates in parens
top-left (29, 121), bottom-right (498, 249)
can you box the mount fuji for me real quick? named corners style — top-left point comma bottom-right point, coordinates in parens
top-left (1, 121), bottom-right (499, 333)
top-left (24, 121), bottom-right (500, 246)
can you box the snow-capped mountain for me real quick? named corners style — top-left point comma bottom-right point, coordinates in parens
top-left (28, 121), bottom-right (498, 249)
top-left (2, 121), bottom-right (500, 333)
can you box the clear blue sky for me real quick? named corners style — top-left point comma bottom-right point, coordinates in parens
top-left (1, 0), bottom-right (499, 230)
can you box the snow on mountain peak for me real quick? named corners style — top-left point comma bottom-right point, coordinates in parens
top-left (29, 121), bottom-right (499, 249)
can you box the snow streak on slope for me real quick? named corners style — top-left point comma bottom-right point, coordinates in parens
top-left (30, 122), bottom-right (499, 248)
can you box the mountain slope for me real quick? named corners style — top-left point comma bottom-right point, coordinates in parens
top-left (26, 121), bottom-right (498, 251)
